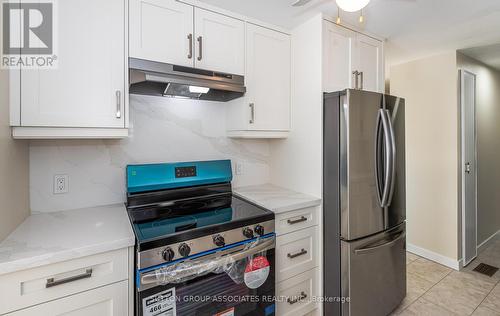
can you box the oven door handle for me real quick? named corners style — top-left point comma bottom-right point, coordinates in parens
top-left (140, 238), bottom-right (275, 286)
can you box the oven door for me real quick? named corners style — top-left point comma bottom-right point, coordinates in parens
top-left (136, 236), bottom-right (276, 316)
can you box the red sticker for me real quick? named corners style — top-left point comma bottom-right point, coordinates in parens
top-left (244, 256), bottom-right (270, 289)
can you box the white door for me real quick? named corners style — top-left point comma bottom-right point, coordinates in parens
top-left (130, 0), bottom-right (194, 67)
top-left (194, 8), bottom-right (244, 75)
top-left (21, 0), bottom-right (126, 128)
top-left (322, 21), bottom-right (355, 92)
top-left (245, 23), bottom-right (291, 131)
top-left (7, 281), bottom-right (128, 316)
top-left (352, 33), bottom-right (383, 92)
top-left (461, 69), bottom-right (477, 266)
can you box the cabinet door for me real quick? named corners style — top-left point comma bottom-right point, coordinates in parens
top-left (7, 281), bottom-right (128, 316)
top-left (245, 23), bottom-right (291, 131)
top-left (352, 33), bottom-right (384, 92)
top-left (323, 21), bottom-right (356, 92)
top-left (130, 0), bottom-right (194, 67)
top-left (21, 0), bottom-right (126, 128)
top-left (194, 8), bottom-right (244, 75)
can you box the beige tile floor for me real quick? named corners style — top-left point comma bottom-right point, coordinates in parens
top-left (393, 235), bottom-right (500, 316)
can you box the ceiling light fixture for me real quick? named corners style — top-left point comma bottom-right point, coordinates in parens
top-left (336, 5), bottom-right (341, 24)
top-left (335, 0), bottom-right (370, 12)
top-left (359, 10), bottom-right (364, 23)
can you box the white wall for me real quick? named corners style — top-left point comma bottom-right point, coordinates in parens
top-left (457, 53), bottom-right (500, 245)
top-left (269, 14), bottom-right (323, 198)
top-left (390, 52), bottom-right (460, 262)
top-left (29, 95), bottom-right (271, 213)
top-left (0, 70), bottom-right (30, 241)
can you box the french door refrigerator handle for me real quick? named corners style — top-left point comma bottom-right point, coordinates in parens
top-left (374, 110), bottom-right (384, 207)
top-left (379, 109), bottom-right (393, 207)
top-left (354, 231), bottom-right (406, 255)
top-left (385, 109), bottom-right (397, 206)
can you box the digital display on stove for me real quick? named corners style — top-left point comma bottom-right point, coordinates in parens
top-left (175, 166), bottom-right (197, 178)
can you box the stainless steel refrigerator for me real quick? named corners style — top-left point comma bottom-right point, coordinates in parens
top-left (323, 89), bottom-right (406, 316)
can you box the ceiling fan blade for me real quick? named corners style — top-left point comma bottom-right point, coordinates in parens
top-left (292, 0), bottom-right (314, 7)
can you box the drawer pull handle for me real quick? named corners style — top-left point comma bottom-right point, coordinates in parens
top-left (287, 291), bottom-right (308, 305)
top-left (287, 248), bottom-right (308, 259)
top-left (46, 268), bottom-right (93, 288)
top-left (287, 216), bottom-right (307, 225)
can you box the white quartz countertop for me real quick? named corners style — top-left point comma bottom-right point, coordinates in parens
top-left (234, 184), bottom-right (321, 214)
top-left (0, 204), bottom-right (135, 276)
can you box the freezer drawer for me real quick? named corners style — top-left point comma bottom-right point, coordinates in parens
top-left (341, 223), bottom-right (406, 316)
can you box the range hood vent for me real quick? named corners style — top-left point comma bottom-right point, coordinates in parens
top-left (129, 58), bottom-right (246, 102)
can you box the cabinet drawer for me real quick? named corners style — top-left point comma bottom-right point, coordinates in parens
top-left (276, 226), bottom-right (318, 282)
top-left (276, 268), bottom-right (319, 316)
top-left (0, 248), bottom-right (128, 314)
top-left (5, 280), bottom-right (128, 316)
top-left (275, 207), bottom-right (319, 236)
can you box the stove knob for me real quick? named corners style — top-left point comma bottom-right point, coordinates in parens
top-left (254, 225), bottom-right (265, 236)
top-left (162, 247), bottom-right (175, 262)
top-left (243, 227), bottom-right (254, 239)
top-left (213, 234), bottom-right (225, 247)
top-left (178, 243), bottom-right (191, 257)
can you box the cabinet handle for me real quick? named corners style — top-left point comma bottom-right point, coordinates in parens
top-left (287, 291), bottom-right (308, 305)
top-left (359, 71), bottom-right (364, 90)
top-left (187, 34), bottom-right (193, 59)
top-left (197, 36), bottom-right (203, 61)
top-left (352, 71), bottom-right (359, 89)
top-left (249, 103), bottom-right (255, 124)
top-left (287, 216), bottom-right (307, 225)
top-left (115, 90), bottom-right (121, 118)
top-left (287, 249), bottom-right (308, 259)
top-left (46, 269), bottom-right (93, 288)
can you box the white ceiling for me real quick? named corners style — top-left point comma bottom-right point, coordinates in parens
top-left (198, 0), bottom-right (500, 67)
top-left (459, 44), bottom-right (500, 71)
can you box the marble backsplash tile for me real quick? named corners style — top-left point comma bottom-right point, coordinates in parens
top-left (29, 95), bottom-right (271, 213)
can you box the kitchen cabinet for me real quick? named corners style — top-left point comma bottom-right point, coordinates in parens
top-left (129, 0), bottom-right (194, 67)
top-left (323, 20), bottom-right (384, 93)
top-left (194, 8), bottom-right (245, 75)
top-left (130, 1), bottom-right (245, 75)
top-left (227, 23), bottom-right (291, 138)
top-left (10, 0), bottom-right (128, 139)
top-left (275, 206), bottom-right (321, 316)
top-left (5, 281), bottom-right (128, 316)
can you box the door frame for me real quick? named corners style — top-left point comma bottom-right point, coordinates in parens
top-left (460, 69), bottom-right (478, 267)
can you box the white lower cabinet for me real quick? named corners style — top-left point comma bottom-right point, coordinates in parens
top-left (276, 268), bottom-right (319, 316)
top-left (275, 206), bottom-right (321, 316)
top-left (6, 281), bottom-right (128, 316)
top-left (0, 248), bottom-right (131, 316)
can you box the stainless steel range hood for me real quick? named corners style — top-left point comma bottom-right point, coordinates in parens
top-left (129, 58), bottom-right (246, 102)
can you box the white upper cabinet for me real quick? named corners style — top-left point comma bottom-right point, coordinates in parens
top-left (11, 0), bottom-right (128, 138)
top-left (352, 33), bottom-right (384, 92)
top-left (323, 20), bottom-right (384, 93)
top-left (194, 8), bottom-right (245, 75)
top-left (129, 0), bottom-right (194, 67)
top-left (227, 23), bottom-right (291, 138)
top-left (130, 2), bottom-right (245, 75)
top-left (323, 21), bottom-right (355, 92)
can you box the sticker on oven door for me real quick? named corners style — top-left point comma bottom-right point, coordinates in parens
top-left (214, 307), bottom-right (235, 316)
top-left (244, 256), bottom-right (270, 289)
top-left (142, 287), bottom-right (176, 316)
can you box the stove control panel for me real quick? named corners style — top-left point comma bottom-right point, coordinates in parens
top-left (138, 220), bottom-right (275, 270)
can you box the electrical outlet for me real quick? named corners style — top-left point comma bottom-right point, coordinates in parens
top-left (53, 175), bottom-right (69, 194)
top-left (235, 162), bottom-right (244, 175)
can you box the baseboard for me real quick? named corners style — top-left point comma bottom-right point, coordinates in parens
top-left (477, 230), bottom-right (500, 254)
top-left (407, 243), bottom-right (461, 271)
